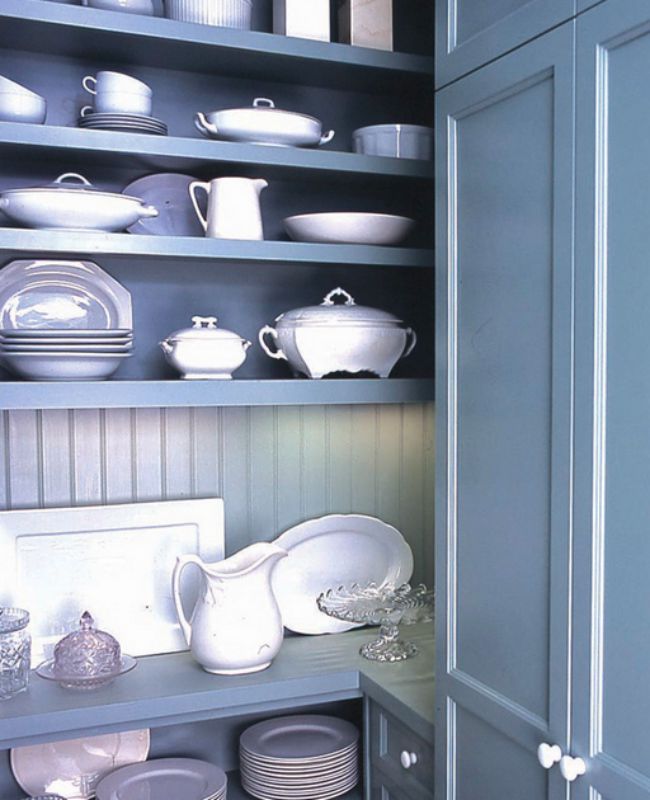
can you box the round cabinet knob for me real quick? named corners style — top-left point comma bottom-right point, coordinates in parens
top-left (560, 755), bottom-right (587, 782)
top-left (537, 742), bottom-right (562, 769)
top-left (400, 750), bottom-right (419, 769)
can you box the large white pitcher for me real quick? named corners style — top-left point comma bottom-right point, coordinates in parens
top-left (189, 177), bottom-right (268, 240)
top-left (172, 541), bottom-right (287, 675)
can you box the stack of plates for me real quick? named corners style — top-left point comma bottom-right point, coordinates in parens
top-left (95, 758), bottom-right (227, 800)
top-left (78, 111), bottom-right (168, 135)
top-left (240, 715), bottom-right (359, 800)
top-left (0, 328), bottom-right (134, 381)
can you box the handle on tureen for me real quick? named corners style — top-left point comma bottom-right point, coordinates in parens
top-left (172, 554), bottom-right (204, 645)
top-left (322, 287), bottom-right (355, 306)
top-left (54, 172), bottom-right (92, 187)
top-left (159, 339), bottom-right (173, 355)
top-left (194, 112), bottom-right (218, 137)
top-left (192, 316), bottom-right (218, 329)
top-left (402, 328), bottom-right (417, 359)
top-left (259, 325), bottom-right (287, 360)
top-left (139, 203), bottom-right (159, 219)
top-left (189, 181), bottom-right (210, 231)
top-left (253, 98), bottom-right (275, 108)
top-left (318, 130), bottom-right (336, 146)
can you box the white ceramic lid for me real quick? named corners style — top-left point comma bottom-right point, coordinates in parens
top-left (216, 97), bottom-right (322, 126)
top-left (166, 316), bottom-right (247, 343)
top-left (2, 173), bottom-right (147, 204)
top-left (275, 288), bottom-right (403, 326)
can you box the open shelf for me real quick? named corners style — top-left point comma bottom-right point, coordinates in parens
top-left (0, 229), bottom-right (434, 268)
top-left (0, 379), bottom-right (435, 410)
top-left (0, 0), bottom-right (434, 91)
top-left (0, 123), bottom-right (434, 183)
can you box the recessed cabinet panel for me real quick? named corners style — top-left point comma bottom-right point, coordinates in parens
top-left (435, 0), bottom-right (575, 88)
top-left (574, 2), bottom-right (650, 798)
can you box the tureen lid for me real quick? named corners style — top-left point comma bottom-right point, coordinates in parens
top-left (276, 288), bottom-right (403, 326)
top-left (166, 316), bottom-right (247, 342)
top-left (53, 611), bottom-right (121, 678)
top-left (218, 97), bottom-right (321, 125)
top-left (2, 173), bottom-right (147, 204)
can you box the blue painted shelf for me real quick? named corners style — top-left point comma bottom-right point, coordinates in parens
top-left (0, 0), bottom-right (433, 90)
top-left (0, 123), bottom-right (434, 183)
top-left (0, 229), bottom-right (434, 268)
top-left (0, 379), bottom-right (435, 410)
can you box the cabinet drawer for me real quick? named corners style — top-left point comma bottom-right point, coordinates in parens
top-left (370, 765), bottom-right (433, 800)
top-left (369, 702), bottom-right (434, 798)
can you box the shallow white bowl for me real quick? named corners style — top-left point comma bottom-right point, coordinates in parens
top-left (0, 90), bottom-right (47, 124)
top-left (352, 124), bottom-right (433, 160)
top-left (284, 212), bottom-right (415, 246)
top-left (2, 352), bottom-right (131, 381)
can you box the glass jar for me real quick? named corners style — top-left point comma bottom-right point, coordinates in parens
top-left (0, 607), bottom-right (31, 700)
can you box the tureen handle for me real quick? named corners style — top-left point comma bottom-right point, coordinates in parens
top-left (54, 172), bottom-right (92, 187)
top-left (195, 112), bottom-right (218, 137)
top-left (192, 316), bottom-right (218, 329)
top-left (253, 98), bottom-right (275, 108)
top-left (318, 130), bottom-right (336, 146)
top-left (322, 288), bottom-right (355, 306)
top-left (401, 328), bottom-right (418, 359)
top-left (259, 325), bottom-right (287, 361)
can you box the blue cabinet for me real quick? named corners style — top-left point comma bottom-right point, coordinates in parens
top-left (435, 0), bottom-right (575, 88)
top-left (435, 21), bottom-right (575, 799)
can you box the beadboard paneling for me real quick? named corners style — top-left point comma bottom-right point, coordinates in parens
top-left (0, 404), bottom-right (434, 584)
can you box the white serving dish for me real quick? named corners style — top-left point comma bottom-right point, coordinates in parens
top-left (165, 0), bottom-right (252, 27)
top-left (271, 513), bottom-right (414, 634)
top-left (0, 498), bottom-right (225, 664)
top-left (195, 98), bottom-right (334, 147)
top-left (258, 287), bottom-right (416, 379)
top-left (160, 315), bottom-right (251, 379)
top-left (1, 351), bottom-right (132, 380)
top-left (0, 327), bottom-right (132, 338)
top-left (353, 124), bottom-right (433, 160)
top-left (284, 212), bottom-right (414, 245)
top-left (0, 90), bottom-right (47, 124)
top-left (0, 340), bottom-right (133, 352)
top-left (11, 730), bottom-right (151, 800)
top-left (0, 173), bottom-right (159, 232)
top-left (81, 0), bottom-right (155, 14)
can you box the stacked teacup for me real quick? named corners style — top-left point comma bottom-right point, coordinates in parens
top-left (0, 76), bottom-right (47, 124)
top-left (78, 71), bottom-right (167, 134)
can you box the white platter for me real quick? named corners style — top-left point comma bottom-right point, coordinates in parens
top-left (0, 260), bottom-right (132, 330)
top-left (0, 328), bottom-right (132, 339)
top-left (95, 758), bottom-right (227, 800)
top-left (271, 514), bottom-right (413, 634)
top-left (10, 729), bottom-right (150, 800)
top-left (0, 498), bottom-right (224, 664)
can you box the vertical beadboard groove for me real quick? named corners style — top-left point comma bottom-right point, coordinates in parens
top-left (0, 405), bottom-right (435, 584)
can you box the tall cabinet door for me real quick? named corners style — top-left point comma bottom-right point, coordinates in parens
top-left (435, 0), bottom-right (575, 88)
top-left (435, 23), bottom-right (575, 800)
top-left (573, 1), bottom-right (650, 798)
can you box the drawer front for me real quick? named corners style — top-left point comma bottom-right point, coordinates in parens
top-left (370, 766), bottom-right (433, 800)
top-left (369, 702), bottom-right (434, 797)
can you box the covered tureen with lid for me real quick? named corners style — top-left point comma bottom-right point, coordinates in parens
top-left (160, 315), bottom-right (251, 380)
top-left (258, 287), bottom-right (417, 379)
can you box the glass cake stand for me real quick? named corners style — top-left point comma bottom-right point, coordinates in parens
top-left (317, 582), bottom-right (434, 662)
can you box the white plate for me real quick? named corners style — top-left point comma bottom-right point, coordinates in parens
top-left (0, 498), bottom-right (224, 664)
top-left (95, 758), bottom-right (227, 800)
top-left (0, 328), bottom-right (132, 338)
top-left (10, 729), bottom-right (150, 800)
top-left (123, 174), bottom-right (205, 237)
top-left (240, 715), bottom-right (359, 760)
top-left (0, 341), bottom-right (133, 352)
top-left (271, 514), bottom-right (413, 634)
top-left (0, 260), bottom-right (132, 330)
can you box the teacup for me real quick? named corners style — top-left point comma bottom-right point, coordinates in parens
top-left (83, 71), bottom-right (151, 96)
top-left (82, 71), bottom-right (153, 115)
top-left (82, 91), bottom-right (153, 116)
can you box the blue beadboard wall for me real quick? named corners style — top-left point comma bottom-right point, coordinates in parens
top-left (0, 404), bottom-right (434, 584)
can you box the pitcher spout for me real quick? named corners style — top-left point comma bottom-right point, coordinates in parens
top-left (206, 541), bottom-right (286, 579)
top-left (255, 179), bottom-right (269, 194)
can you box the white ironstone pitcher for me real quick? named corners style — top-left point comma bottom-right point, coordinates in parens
top-left (189, 177), bottom-right (268, 240)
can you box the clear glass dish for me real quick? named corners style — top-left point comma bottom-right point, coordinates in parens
top-left (35, 654), bottom-right (137, 690)
top-left (317, 582), bottom-right (433, 662)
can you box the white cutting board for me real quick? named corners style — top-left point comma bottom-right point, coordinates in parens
top-left (0, 498), bottom-right (224, 664)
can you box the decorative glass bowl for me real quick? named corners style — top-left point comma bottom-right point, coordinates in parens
top-left (317, 582), bottom-right (434, 662)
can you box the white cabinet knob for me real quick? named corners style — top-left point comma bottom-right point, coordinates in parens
top-left (537, 743), bottom-right (562, 769)
top-left (400, 750), bottom-right (418, 769)
top-left (560, 755), bottom-right (587, 782)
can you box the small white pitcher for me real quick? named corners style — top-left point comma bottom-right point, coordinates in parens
top-left (189, 177), bottom-right (268, 240)
top-left (172, 542), bottom-right (287, 675)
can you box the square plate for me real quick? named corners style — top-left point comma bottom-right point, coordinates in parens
top-left (0, 498), bottom-right (224, 664)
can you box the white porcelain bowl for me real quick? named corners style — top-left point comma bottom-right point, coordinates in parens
top-left (81, 0), bottom-right (155, 14)
top-left (284, 212), bottom-right (415, 246)
top-left (0, 91), bottom-right (47, 124)
top-left (1, 352), bottom-right (131, 381)
top-left (165, 0), bottom-right (252, 28)
top-left (352, 124), bottom-right (433, 160)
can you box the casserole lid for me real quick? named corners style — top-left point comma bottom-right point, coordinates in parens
top-left (212, 97), bottom-right (321, 126)
top-left (2, 173), bottom-right (147, 204)
top-left (275, 288), bottom-right (403, 326)
top-left (166, 316), bottom-right (247, 343)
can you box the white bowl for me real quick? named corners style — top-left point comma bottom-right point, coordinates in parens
top-left (283, 212), bottom-right (415, 246)
top-left (81, 0), bottom-right (155, 14)
top-left (165, 0), bottom-right (252, 28)
top-left (1, 352), bottom-right (131, 381)
top-left (352, 124), bottom-right (433, 160)
top-left (0, 91), bottom-right (47, 124)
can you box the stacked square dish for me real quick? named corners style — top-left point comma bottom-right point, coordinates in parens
top-left (240, 715), bottom-right (360, 800)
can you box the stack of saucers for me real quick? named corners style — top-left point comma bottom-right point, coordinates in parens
top-left (95, 758), bottom-right (227, 800)
top-left (240, 714), bottom-right (359, 800)
top-left (78, 111), bottom-right (168, 135)
top-left (0, 328), bottom-right (134, 381)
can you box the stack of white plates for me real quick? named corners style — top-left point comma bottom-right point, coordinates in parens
top-left (95, 758), bottom-right (227, 800)
top-left (240, 715), bottom-right (359, 800)
top-left (0, 328), bottom-right (134, 381)
top-left (78, 111), bottom-right (168, 135)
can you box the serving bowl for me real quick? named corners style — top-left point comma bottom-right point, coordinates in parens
top-left (1, 352), bottom-right (132, 381)
top-left (284, 212), bottom-right (415, 245)
top-left (352, 124), bottom-right (433, 160)
top-left (0, 90), bottom-right (47, 124)
top-left (195, 98), bottom-right (334, 147)
top-left (160, 316), bottom-right (251, 380)
top-left (81, 0), bottom-right (155, 14)
top-left (0, 173), bottom-right (158, 232)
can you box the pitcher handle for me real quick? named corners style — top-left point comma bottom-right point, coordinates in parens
top-left (172, 554), bottom-right (203, 646)
top-left (259, 325), bottom-right (287, 360)
top-left (401, 328), bottom-right (417, 359)
top-left (189, 181), bottom-right (210, 232)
